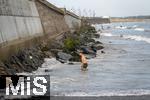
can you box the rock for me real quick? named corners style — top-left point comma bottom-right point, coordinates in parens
top-left (0, 61), bottom-right (10, 75)
top-left (95, 41), bottom-right (103, 44)
top-left (69, 52), bottom-right (80, 62)
top-left (57, 52), bottom-right (72, 63)
top-left (87, 39), bottom-right (95, 43)
top-left (68, 62), bottom-right (74, 65)
top-left (101, 51), bottom-right (105, 54)
top-left (49, 40), bottom-right (63, 49)
top-left (40, 42), bottom-right (50, 52)
top-left (11, 64), bottom-right (21, 72)
top-left (0, 61), bottom-right (6, 75)
top-left (44, 51), bottom-right (52, 58)
top-left (93, 44), bottom-right (104, 50)
top-left (16, 48), bottom-right (44, 72)
top-left (11, 56), bottom-right (25, 71)
top-left (3, 62), bottom-right (17, 75)
top-left (45, 69), bottom-right (52, 72)
top-left (93, 34), bottom-right (100, 38)
top-left (50, 49), bottom-right (63, 55)
top-left (86, 42), bottom-right (95, 47)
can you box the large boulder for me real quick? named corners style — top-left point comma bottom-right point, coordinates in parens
top-left (95, 41), bottom-right (103, 44)
top-left (93, 44), bottom-right (104, 50)
top-left (50, 49), bottom-right (63, 56)
top-left (56, 52), bottom-right (72, 63)
top-left (93, 34), bottom-right (100, 38)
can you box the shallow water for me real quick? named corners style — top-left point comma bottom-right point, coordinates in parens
top-left (20, 22), bottom-right (150, 96)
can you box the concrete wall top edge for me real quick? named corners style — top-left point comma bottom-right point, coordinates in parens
top-left (60, 8), bottom-right (80, 20)
top-left (66, 11), bottom-right (80, 20)
top-left (37, 0), bottom-right (64, 15)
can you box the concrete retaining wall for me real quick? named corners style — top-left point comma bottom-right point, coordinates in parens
top-left (61, 9), bottom-right (81, 32)
top-left (0, 0), bottom-right (43, 45)
top-left (35, 0), bottom-right (69, 37)
top-left (64, 14), bottom-right (81, 32)
top-left (0, 0), bottom-right (72, 60)
top-left (0, 0), bottom-right (44, 60)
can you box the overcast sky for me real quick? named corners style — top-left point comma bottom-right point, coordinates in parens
top-left (47, 0), bottom-right (150, 17)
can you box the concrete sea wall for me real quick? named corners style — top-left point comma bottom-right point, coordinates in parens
top-left (0, 0), bottom-right (83, 75)
top-left (64, 10), bottom-right (81, 32)
top-left (65, 14), bottom-right (81, 32)
top-left (0, 0), bottom-right (71, 60)
top-left (0, 0), bottom-right (43, 44)
top-left (35, 0), bottom-right (69, 37)
top-left (0, 0), bottom-right (45, 60)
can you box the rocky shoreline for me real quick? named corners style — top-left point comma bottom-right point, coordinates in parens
top-left (0, 24), bottom-right (104, 75)
top-left (0, 24), bottom-right (104, 99)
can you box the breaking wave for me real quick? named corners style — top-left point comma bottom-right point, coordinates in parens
top-left (134, 28), bottom-right (145, 31)
top-left (123, 35), bottom-right (150, 44)
top-left (100, 33), bottom-right (150, 44)
top-left (115, 25), bottom-right (148, 32)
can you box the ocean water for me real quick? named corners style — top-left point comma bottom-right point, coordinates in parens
top-left (20, 22), bottom-right (150, 96)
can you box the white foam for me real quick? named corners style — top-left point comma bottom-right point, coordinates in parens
top-left (122, 26), bottom-right (127, 29)
top-left (115, 26), bottom-right (121, 29)
top-left (101, 33), bottom-right (114, 37)
top-left (134, 28), bottom-right (145, 31)
top-left (132, 25), bottom-right (137, 28)
top-left (41, 58), bottom-right (61, 69)
top-left (123, 35), bottom-right (150, 44)
top-left (115, 26), bottom-right (127, 29)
